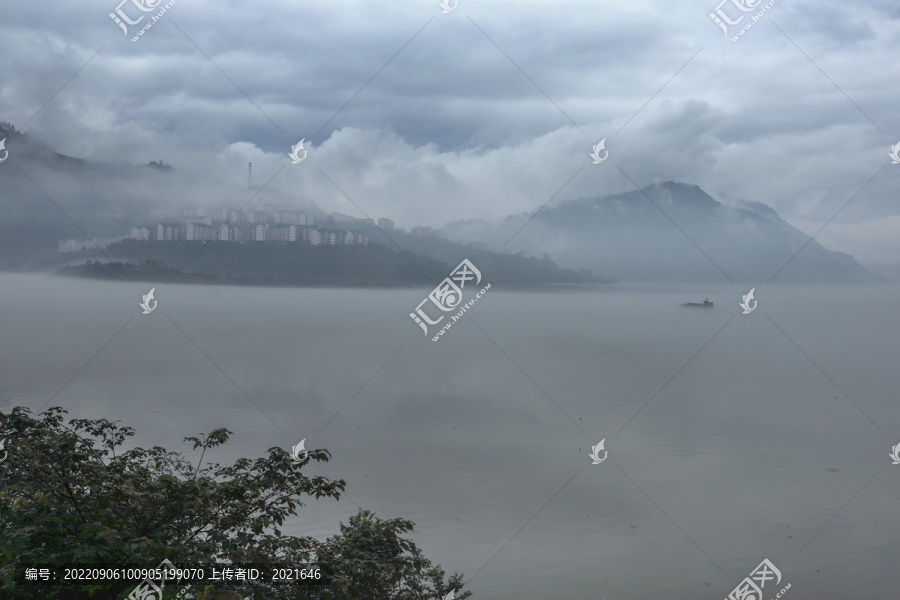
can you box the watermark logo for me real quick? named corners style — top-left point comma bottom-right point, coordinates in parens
top-left (139, 288), bottom-right (157, 314)
top-left (410, 259), bottom-right (491, 341)
top-left (110, 0), bottom-right (161, 35)
top-left (0, 138), bottom-right (8, 164)
top-left (889, 141), bottom-right (900, 164)
top-left (589, 139), bottom-right (608, 164)
top-left (291, 438), bottom-right (309, 464)
top-left (709, 0), bottom-right (757, 35)
top-left (725, 558), bottom-right (790, 600)
top-left (710, 0), bottom-right (779, 41)
top-left (0, 438), bottom-right (7, 464)
top-left (110, 0), bottom-right (179, 41)
top-left (439, 0), bottom-right (457, 13)
top-left (890, 443), bottom-right (900, 465)
top-left (127, 558), bottom-right (178, 600)
top-left (589, 438), bottom-right (608, 464)
top-left (289, 139), bottom-right (308, 164)
top-left (739, 287), bottom-right (757, 314)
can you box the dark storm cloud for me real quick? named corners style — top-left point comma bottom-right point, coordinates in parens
top-left (1, 0), bottom-right (899, 267)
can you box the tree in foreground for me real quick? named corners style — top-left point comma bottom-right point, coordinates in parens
top-left (0, 407), bottom-right (470, 600)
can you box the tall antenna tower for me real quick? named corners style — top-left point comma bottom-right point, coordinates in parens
top-left (248, 162), bottom-right (252, 188)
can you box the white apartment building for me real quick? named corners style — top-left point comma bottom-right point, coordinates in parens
top-left (186, 223), bottom-right (215, 241)
top-left (129, 227), bottom-right (151, 241)
top-left (268, 225), bottom-right (299, 242)
top-left (156, 224), bottom-right (181, 241)
top-left (59, 239), bottom-right (82, 252)
top-left (58, 236), bottom-right (125, 252)
top-left (272, 211), bottom-right (308, 226)
top-left (250, 224), bottom-right (266, 241)
top-left (228, 226), bottom-right (247, 242)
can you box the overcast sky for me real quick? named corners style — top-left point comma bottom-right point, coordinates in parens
top-left (2, 0), bottom-right (899, 268)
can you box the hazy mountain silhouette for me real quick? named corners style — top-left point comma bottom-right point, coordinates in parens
top-left (0, 124), bottom-right (600, 286)
top-left (0, 124), bottom-right (878, 283)
top-left (0, 122), bottom-right (322, 268)
top-left (442, 182), bottom-right (879, 284)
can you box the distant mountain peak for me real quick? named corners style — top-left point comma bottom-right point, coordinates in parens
top-left (441, 182), bottom-right (877, 283)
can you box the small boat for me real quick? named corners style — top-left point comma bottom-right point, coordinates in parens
top-left (681, 298), bottom-right (714, 308)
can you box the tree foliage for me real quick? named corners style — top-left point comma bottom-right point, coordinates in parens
top-left (0, 407), bottom-right (469, 600)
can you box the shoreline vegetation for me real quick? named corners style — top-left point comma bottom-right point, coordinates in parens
top-left (52, 239), bottom-right (613, 289)
top-left (0, 406), bottom-right (471, 599)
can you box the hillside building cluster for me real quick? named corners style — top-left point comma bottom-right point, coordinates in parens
top-left (56, 207), bottom-right (494, 257)
top-left (59, 236), bottom-right (126, 252)
top-left (59, 207), bottom-right (369, 252)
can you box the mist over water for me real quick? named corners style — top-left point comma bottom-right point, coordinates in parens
top-left (3, 273), bottom-right (899, 599)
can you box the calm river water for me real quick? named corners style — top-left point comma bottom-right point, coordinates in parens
top-left (2, 274), bottom-right (899, 600)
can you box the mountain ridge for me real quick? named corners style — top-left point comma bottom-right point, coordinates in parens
top-left (0, 123), bottom-right (878, 283)
top-left (441, 181), bottom-right (878, 284)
